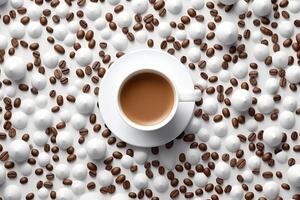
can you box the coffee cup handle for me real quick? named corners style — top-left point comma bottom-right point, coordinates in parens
top-left (178, 90), bottom-right (202, 102)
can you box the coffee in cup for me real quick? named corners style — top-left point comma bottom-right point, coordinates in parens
top-left (119, 71), bottom-right (175, 126)
top-left (117, 69), bottom-right (201, 131)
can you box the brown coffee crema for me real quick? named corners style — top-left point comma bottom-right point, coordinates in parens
top-left (120, 72), bottom-right (175, 126)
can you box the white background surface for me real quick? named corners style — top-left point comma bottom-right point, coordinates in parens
top-left (0, 0), bottom-right (300, 199)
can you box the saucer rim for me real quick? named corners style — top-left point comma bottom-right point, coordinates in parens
top-left (99, 49), bottom-right (195, 147)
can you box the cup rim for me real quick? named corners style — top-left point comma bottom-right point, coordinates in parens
top-left (117, 69), bottom-right (179, 131)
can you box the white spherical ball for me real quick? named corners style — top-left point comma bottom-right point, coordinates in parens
top-left (264, 126), bottom-right (282, 147)
top-left (8, 140), bottom-right (30, 163)
top-left (263, 181), bottom-right (280, 200)
top-left (107, 0), bottom-right (120, 5)
top-left (252, 30), bottom-right (263, 43)
top-left (213, 121), bottom-right (228, 137)
top-left (208, 136), bottom-right (221, 150)
top-left (242, 170), bottom-right (254, 183)
top-left (33, 109), bottom-right (53, 129)
top-left (272, 51), bottom-right (289, 69)
top-left (111, 33), bottom-right (128, 51)
top-left (55, 164), bottom-right (70, 180)
top-left (186, 148), bottom-right (200, 165)
top-left (286, 65), bottom-right (300, 83)
top-left (174, 29), bottom-right (186, 41)
top-left (219, 70), bottom-right (231, 82)
top-left (9, 22), bottom-right (25, 39)
top-left (37, 152), bottom-right (50, 167)
top-left (111, 193), bottom-right (130, 200)
top-left (53, 24), bottom-right (68, 41)
top-left (95, 18), bottom-right (106, 31)
top-left (287, 165), bottom-right (300, 187)
top-left (153, 176), bottom-right (169, 193)
top-left (157, 22), bottom-right (172, 38)
top-left (71, 114), bottom-right (87, 130)
top-left (121, 155), bottom-right (133, 169)
top-left (43, 51), bottom-right (59, 69)
top-left (79, 192), bottom-right (103, 200)
top-left (194, 173), bottom-right (208, 187)
top-left (27, 4), bottom-right (42, 20)
top-left (35, 95), bottom-right (48, 108)
top-left (230, 185), bottom-right (244, 200)
top-left (265, 78), bottom-right (279, 94)
top-left (216, 21), bottom-right (238, 45)
top-left (135, 30), bottom-right (147, 43)
top-left (232, 63), bottom-right (248, 79)
top-left (11, 111), bottom-right (28, 129)
top-left (56, 131), bottom-right (73, 150)
top-left (72, 164), bottom-right (87, 180)
top-left (19, 163), bottom-right (32, 176)
top-left (75, 94), bottom-right (95, 115)
top-left (0, 165), bottom-right (6, 185)
top-left (97, 170), bottom-right (114, 186)
top-left (207, 56), bottom-right (222, 73)
top-left (55, 3), bottom-right (69, 18)
top-left (56, 188), bottom-right (73, 200)
top-left (257, 94), bottom-right (274, 114)
top-left (185, 117), bottom-right (201, 133)
top-left (100, 28), bottom-right (112, 40)
top-left (197, 128), bottom-right (210, 142)
top-left (219, 0), bottom-right (238, 5)
top-left (253, 44), bottom-right (269, 61)
top-left (33, 131), bottom-right (48, 147)
top-left (27, 22), bottom-right (43, 38)
top-left (0, 34), bottom-right (8, 49)
top-left (246, 119), bottom-right (258, 132)
top-left (85, 2), bottom-right (102, 21)
top-left (10, 0), bottom-right (23, 8)
top-left (134, 150), bottom-right (148, 164)
top-left (188, 47), bottom-right (201, 62)
top-left (66, 85), bottom-right (78, 96)
top-left (3, 185), bottom-right (22, 200)
top-left (224, 135), bottom-right (241, 152)
top-left (75, 48), bottom-right (93, 66)
top-left (202, 97), bottom-right (218, 115)
top-left (191, 0), bottom-right (204, 10)
top-left (86, 138), bottom-right (107, 160)
top-left (278, 21), bottom-right (294, 38)
top-left (131, 0), bottom-right (148, 14)
top-left (133, 173), bottom-right (148, 189)
top-left (234, 0), bottom-right (248, 14)
top-left (252, 0), bottom-right (272, 17)
top-left (68, 21), bottom-right (80, 33)
top-left (288, 0), bottom-right (300, 13)
top-left (166, 0), bottom-right (182, 14)
top-left (282, 96), bottom-right (297, 111)
top-left (31, 73), bottom-right (47, 90)
top-left (64, 34), bottom-right (76, 47)
top-left (4, 56), bottom-right (26, 81)
top-left (188, 22), bottom-right (206, 40)
top-left (248, 156), bottom-right (261, 170)
top-left (231, 89), bottom-right (252, 112)
top-left (4, 86), bottom-right (17, 97)
top-left (37, 188), bottom-right (49, 199)
top-left (279, 110), bottom-right (295, 129)
top-left (116, 11), bottom-right (132, 28)
top-left (71, 181), bottom-right (85, 195)
top-left (275, 151), bottom-right (288, 164)
top-left (76, 148), bottom-right (87, 159)
top-left (197, 79), bottom-right (208, 89)
top-left (215, 162), bottom-right (231, 179)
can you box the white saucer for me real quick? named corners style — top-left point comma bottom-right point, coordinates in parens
top-left (99, 49), bottom-right (195, 147)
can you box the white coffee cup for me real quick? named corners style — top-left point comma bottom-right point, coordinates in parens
top-left (117, 68), bottom-right (201, 131)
